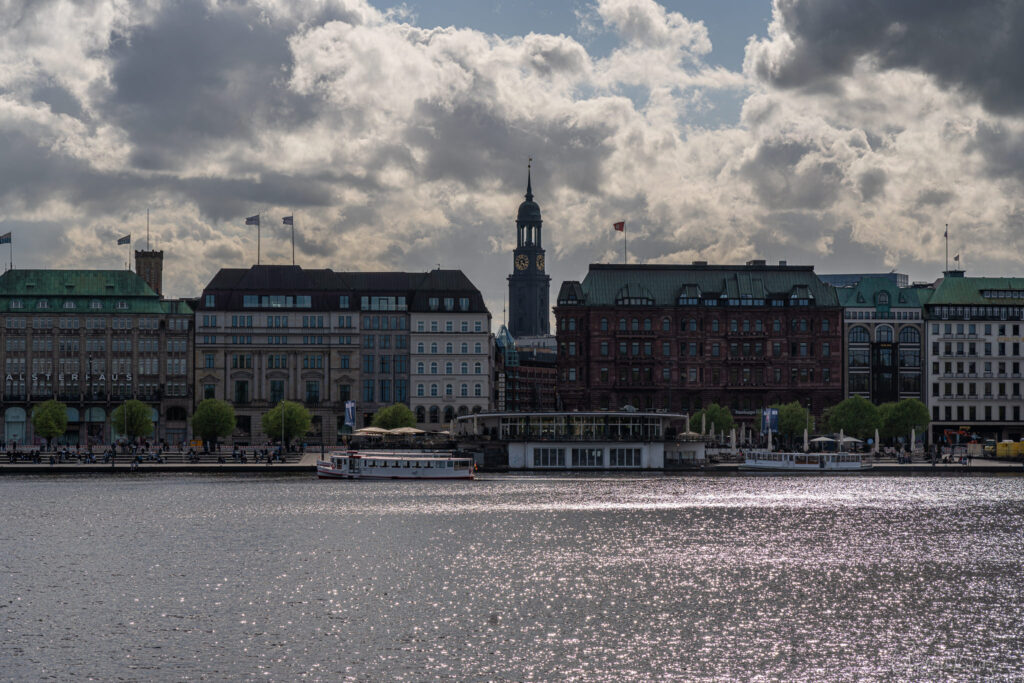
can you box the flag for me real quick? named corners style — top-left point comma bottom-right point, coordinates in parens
top-left (0, 232), bottom-right (10, 244)
top-left (282, 216), bottom-right (294, 226)
top-left (944, 225), bottom-right (948, 238)
top-left (613, 221), bottom-right (625, 232)
top-left (954, 253), bottom-right (960, 263)
top-left (245, 215), bottom-right (260, 226)
top-left (344, 400), bottom-right (356, 427)
top-left (117, 234), bottom-right (130, 245)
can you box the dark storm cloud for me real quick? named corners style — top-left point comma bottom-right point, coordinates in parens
top-left (751, 0), bottom-right (1024, 115)
top-left (739, 140), bottom-right (843, 211)
top-left (31, 81), bottom-right (86, 120)
top-left (407, 100), bottom-right (614, 197)
top-left (101, 0), bottom-right (320, 171)
top-left (857, 168), bottom-right (886, 201)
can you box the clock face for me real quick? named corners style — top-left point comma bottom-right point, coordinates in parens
top-left (536, 254), bottom-right (544, 271)
top-left (515, 254), bottom-right (529, 270)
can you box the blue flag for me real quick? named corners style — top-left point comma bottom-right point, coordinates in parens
top-left (344, 400), bottom-right (356, 427)
top-left (117, 234), bottom-right (130, 245)
top-left (245, 215), bottom-right (260, 226)
top-left (282, 216), bottom-right (293, 226)
top-left (0, 232), bottom-right (10, 244)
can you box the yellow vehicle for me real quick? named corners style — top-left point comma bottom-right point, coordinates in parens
top-left (995, 441), bottom-right (1021, 459)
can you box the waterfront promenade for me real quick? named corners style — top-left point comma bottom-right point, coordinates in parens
top-left (0, 451), bottom-right (1020, 474)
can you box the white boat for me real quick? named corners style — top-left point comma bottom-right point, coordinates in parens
top-left (316, 450), bottom-right (475, 480)
top-left (741, 450), bottom-right (872, 472)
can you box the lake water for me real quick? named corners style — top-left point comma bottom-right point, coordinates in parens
top-left (1, 473), bottom-right (1022, 681)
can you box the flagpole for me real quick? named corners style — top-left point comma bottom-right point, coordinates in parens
top-left (945, 224), bottom-right (948, 272)
top-left (258, 214), bottom-right (261, 265)
top-left (291, 211), bottom-right (295, 266)
top-left (624, 224), bottom-right (627, 264)
top-left (147, 209), bottom-right (150, 250)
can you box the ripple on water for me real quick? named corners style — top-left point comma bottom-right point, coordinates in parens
top-left (1, 474), bottom-right (1022, 681)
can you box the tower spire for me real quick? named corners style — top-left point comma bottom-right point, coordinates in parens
top-left (525, 157), bottom-right (533, 202)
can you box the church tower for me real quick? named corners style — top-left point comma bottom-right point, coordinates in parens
top-left (507, 162), bottom-right (551, 337)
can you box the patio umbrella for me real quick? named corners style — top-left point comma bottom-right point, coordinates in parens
top-left (911, 427), bottom-right (916, 451)
top-left (810, 436), bottom-right (835, 442)
top-left (874, 428), bottom-right (880, 454)
top-left (701, 413), bottom-right (706, 435)
top-left (354, 427), bottom-right (388, 435)
top-left (388, 427), bottom-right (425, 435)
top-left (767, 428), bottom-right (772, 451)
top-left (803, 428), bottom-right (809, 452)
top-left (839, 429), bottom-right (844, 451)
top-left (730, 428), bottom-right (736, 452)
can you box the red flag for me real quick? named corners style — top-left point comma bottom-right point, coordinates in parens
top-left (613, 221), bottom-right (625, 232)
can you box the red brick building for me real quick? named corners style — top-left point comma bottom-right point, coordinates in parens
top-left (554, 262), bottom-right (843, 424)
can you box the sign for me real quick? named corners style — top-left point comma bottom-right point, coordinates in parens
top-left (760, 408), bottom-right (779, 434)
top-left (344, 400), bottom-right (356, 427)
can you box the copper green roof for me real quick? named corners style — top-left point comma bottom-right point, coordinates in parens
top-left (834, 276), bottom-right (933, 307)
top-left (0, 269), bottom-right (191, 314)
top-left (927, 275), bottom-right (1024, 306)
top-left (559, 263), bottom-right (840, 307)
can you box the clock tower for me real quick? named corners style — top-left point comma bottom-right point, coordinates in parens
top-left (507, 162), bottom-right (551, 337)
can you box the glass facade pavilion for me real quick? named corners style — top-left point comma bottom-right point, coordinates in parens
top-left (494, 413), bottom-right (673, 442)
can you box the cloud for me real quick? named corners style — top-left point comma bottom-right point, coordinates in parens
top-left (0, 0), bottom-right (1021, 321)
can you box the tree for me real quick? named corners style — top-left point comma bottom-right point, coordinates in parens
top-left (32, 399), bottom-right (68, 445)
top-left (824, 395), bottom-right (879, 439)
top-left (773, 401), bottom-right (814, 447)
top-left (692, 403), bottom-right (734, 435)
top-left (191, 398), bottom-right (236, 448)
top-left (371, 403), bottom-right (417, 430)
top-left (261, 401), bottom-right (312, 445)
top-left (112, 399), bottom-right (155, 440)
top-left (879, 398), bottom-right (929, 441)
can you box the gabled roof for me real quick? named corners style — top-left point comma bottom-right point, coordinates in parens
top-left (0, 269), bottom-right (180, 314)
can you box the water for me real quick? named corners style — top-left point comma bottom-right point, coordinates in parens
top-left (2, 473), bottom-right (1023, 681)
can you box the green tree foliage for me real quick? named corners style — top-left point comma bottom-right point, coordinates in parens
top-left (773, 401), bottom-right (815, 440)
top-left (879, 398), bottom-right (930, 440)
top-left (112, 399), bottom-right (155, 440)
top-left (693, 403), bottom-right (734, 435)
top-left (371, 403), bottom-right (417, 430)
top-left (824, 395), bottom-right (879, 439)
top-left (191, 399), bottom-right (236, 445)
top-left (31, 399), bottom-right (68, 441)
top-left (261, 401), bottom-right (312, 445)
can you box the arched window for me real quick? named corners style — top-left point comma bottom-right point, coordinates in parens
top-left (416, 362), bottom-right (425, 374)
top-left (474, 342), bottom-right (482, 353)
top-left (474, 383), bottom-right (482, 396)
top-left (631, 318), bottom-right (639, 331)
top-left (430, 383), bottom-right (438, 397)
top-left (443, 406), bottom-right (454, 422)
top-left (430, 342), bottom-right (438, 353)
top-left (848, 326), bottom-right (869, 344)
top-left (600, 317), bottom-right (608, 331)
top-left (662, 317), bottom-right (670, 331)
top-left (445, 342), bottom-right (453, 354)
top-left (461, 342), bottom-right (468, 353)
top-left (618, 318), bottom-right (626, 331)
top-left (417, 342), bottom-right (425, 353)
top-left (876, 325), bottom-right (893, 343)
top-left (474, 362), bottom-right (482, 374)
top-left (458, 405), bottom-right (469, 416)
top-left (430, 361), bottom-right (438, 374)
top-left (472, 405), bottom-right (482, 413)
top-left (416, 406), bottom-right (426, 422)
top-left (460, 383), bottom-right (468, 396)
top-left (429, 406), bottom-right (439, 423)
top-left (461, 362), bottom-right (468, 374)
top-left (877, 291), bottom-right (890, 305)
top-left (643, 318), bottom-right (652, 331)
top-left (898, 327), bottom-right (920, 344)
top-left (711, 319), bottom-right (719, 333)
top-left (568, 318), bottom-right (576, 331)
top-left (445, 361), bottom-right (453, 374)
top-left (445, 383), bottom-right (453, 396)
top-left (416, 384), bottom-right (424, 397)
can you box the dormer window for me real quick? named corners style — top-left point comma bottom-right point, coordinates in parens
top-left (90, 299), bottom-right (102, 309)
top-left (10, 299), bottom-right (22, 309)
top-left (116, 300), bottom-right (128, 310)
top-left (36, 300), bottom-right (49, 309)
top-left (877, 292), bottom-right (890, 305)
top-left (63, 301), bottom-right (77, 309)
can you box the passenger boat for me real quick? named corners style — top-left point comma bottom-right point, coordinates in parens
top-left (316, 450), bottom-right (475, 480)
top-left (740, 450), bottom-right (872, 472)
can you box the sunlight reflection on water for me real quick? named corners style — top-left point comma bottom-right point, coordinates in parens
top-left (1, 473), bottom-right (1022, 681)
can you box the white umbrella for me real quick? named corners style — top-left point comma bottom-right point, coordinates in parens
top-left (874, 428), bottom-right (880, 454)
top-left (839, 429), bottom-right (844, 451)
top-left (355, 426), bottom-right (388, 435)
top-left (841, 436), bottom-right (862, 443)
top-left (388, 427), bottom-right (425, 435)
top-left (730, 428), bottom-right (736, 453)
top-left (803, 428), bottom-right (809, 452)
top-left (911, 427), bottom-right (916, 451)
top-left (767, 429), bottom-right (772, 451)
top-left (701, 413), bottom-right (706, 435)
top-left (685, 415), bottom-right (690, 433)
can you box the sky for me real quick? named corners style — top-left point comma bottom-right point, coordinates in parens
top-left (2, 0), bottom-right (1023, 322)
